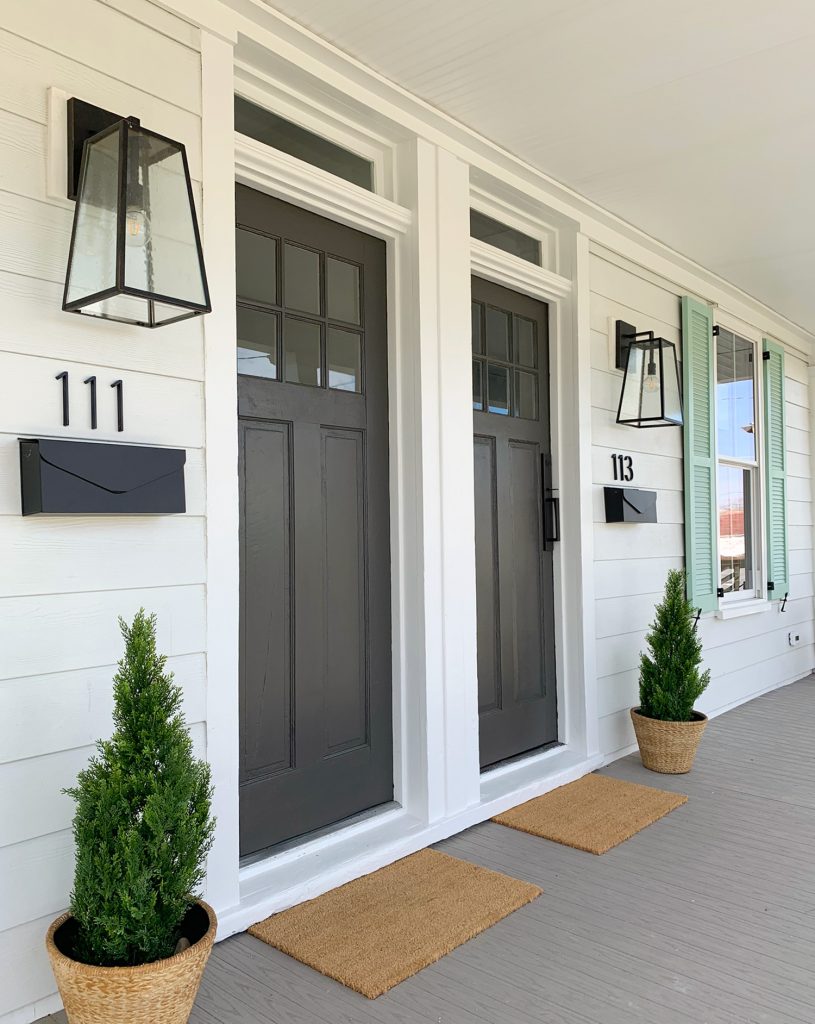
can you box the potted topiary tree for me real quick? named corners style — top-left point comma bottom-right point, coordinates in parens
top-left (46, 610), bottom-right (216, 1024)
top-left (630, 569), bottom-right (710, 773)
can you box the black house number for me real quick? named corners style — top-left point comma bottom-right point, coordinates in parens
top-left (611, 453), bottom-right (634, 482)
top-left (55, 371), bottom-right (125, 432)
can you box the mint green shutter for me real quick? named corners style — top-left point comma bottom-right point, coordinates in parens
top-left (763, 339), bottom-right (789, 599)
top-left (682, 296), bottom-right (718, 611)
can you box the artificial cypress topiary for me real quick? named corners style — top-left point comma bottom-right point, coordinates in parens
top-left (65, 610), bottom-right (215, 966)
top-left (639, 569), bottom-right (710, 721)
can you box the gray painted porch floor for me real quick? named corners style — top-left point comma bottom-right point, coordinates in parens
top-left (44, 677), bottom-right (815, 1024)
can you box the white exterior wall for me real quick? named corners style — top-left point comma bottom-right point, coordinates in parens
top-left (589, 246), bottom-right (815, 759)
top-left (0, 4), bottom-right (209, 1020)
top-left (0, 2), bottom-right (812, 1022)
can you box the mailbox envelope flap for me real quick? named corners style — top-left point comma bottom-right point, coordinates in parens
top-left (35, 439), bottom-right (185, 495)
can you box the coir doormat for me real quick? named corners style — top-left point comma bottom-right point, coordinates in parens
top-left (248, 848), bottom-right (540, 997)
top-left (492, 773), bottom-right (687, 854)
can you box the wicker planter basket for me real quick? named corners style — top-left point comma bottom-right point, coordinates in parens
top-left (46, 901), bottom-right (216, 1024)
top-left (630, 708), bottom-right (708, 774)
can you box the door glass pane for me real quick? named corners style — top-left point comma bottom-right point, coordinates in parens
top-left (236, 228), bottom-right (277, 306)
top-left (514, 316), bottom-right (537, 368)
top-left (237, 306), bottom-right (278, 378)
top-left (487, 364), bottom-right (510, 415)
top-left (284, 243), bottom-right (321, 315)
top-left (486, 307), bottom-right (511, 360)
top-left (515, 370), bottom-right (538, 420)
top-left (472, 302), bottom-right (483, 354)
top-left (284, 318), bottom-right (321, 386)
top-left (716, 330), bottom-right (756, 461)
top-left (326, 257), bottom-right (360, 324)
top-left (327, 327), bottom-right (361, 392)
top-left (718, 464), bottom-right (754, 593)
top-left (473, 360), bottom-right (483, 410)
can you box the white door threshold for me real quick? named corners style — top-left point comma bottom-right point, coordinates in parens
top-left (216, 745), bottom-right (601, 939)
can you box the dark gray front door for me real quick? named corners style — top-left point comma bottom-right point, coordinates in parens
top-left (236, 184), bottom-right (392, 857)
top-left (472, 276), bottom-right (558, 769)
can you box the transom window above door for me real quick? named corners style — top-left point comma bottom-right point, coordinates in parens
top-left (472, 299), bottom-right (538, 419)
top-left (236, 224), bottom-right (364, 393)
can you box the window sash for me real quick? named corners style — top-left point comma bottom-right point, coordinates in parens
top-left (714, 330), bottom-right (763, 603)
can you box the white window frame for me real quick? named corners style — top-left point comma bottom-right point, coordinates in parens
top-left (713, 318), bottom-right (766, 606)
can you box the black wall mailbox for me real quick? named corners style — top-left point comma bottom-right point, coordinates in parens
top-left (604, 486), bottom-right (657, 524)
top-left (19, 439), bottom-right (185, 515)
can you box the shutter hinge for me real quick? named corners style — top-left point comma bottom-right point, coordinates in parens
top-left (763, 351), bottom-right (771, 360)
top-left (717, 587), bottom-right (725, 598)
top-left (712, 325), bottom-right (720, 336)
top-left (767, 581), bottom-right (775, 592)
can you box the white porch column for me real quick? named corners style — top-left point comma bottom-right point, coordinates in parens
top-left (200, 28), bottom-right (241, 915)
top-left (398, 138), bottom-right (481, 822)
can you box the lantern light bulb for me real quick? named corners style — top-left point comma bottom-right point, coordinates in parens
top-left (643, 361), bottom-right (660, 394)
top-left (125, 205), bottom-right (148, 248)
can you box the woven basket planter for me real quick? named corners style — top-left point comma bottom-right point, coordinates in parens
top-left (630, 708), bottom-right (708, 774)
top-left (46, 901), bottom-right (216, 1024)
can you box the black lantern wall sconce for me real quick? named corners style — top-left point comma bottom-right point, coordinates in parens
top-left (62, 98), bottom-right (211, 328)
top-left (615, 320), bottom-right (683, 428)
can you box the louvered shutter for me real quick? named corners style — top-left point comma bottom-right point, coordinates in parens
top-left (763, 339), bottom-right (789, 599)
top-left (681, 296), bottom-right (718, 611)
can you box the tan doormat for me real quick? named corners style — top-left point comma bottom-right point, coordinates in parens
top-left (248, 848), bottom-right (541, 998)
top-left (492, 773), bottom-right (687, 854)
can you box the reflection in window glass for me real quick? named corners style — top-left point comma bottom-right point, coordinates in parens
top-left (284, 318), bottom-right (321, 386)
top-left (485, 307), bottom-right (511, 360)
top-left (473, 360), bottom-right (483, 410)
top-left (718, 464), bottom-right (754, 593)
top-left (716, 329), bottom-right (756, 461)
top-left (514, 317), bottom-right (537, 368)
top-left (236, 228), bottom-right (277, 306)
top-left (472, 302), bottom-right (483, 354)
top-left (487, 364), bottom-right (510, 415)
top-left (326, 258), bottom-right (360, 324)
top-left (284, 244), bottom-right (321, 315)
top-left (237, 306), bottom-right (278, 378)
top-left (327, 327), bottom-right (361, 392)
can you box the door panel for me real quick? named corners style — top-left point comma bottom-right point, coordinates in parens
top-left (473, 435), bottom-right (501, 714)
top-left (240, 420), bottom-right (293, 781)
top-left (472, 276), bottom-right (557, 769)
top-left (237, 184), bottom-right (392, 856)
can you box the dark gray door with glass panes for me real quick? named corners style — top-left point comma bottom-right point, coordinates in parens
top-left (236, 184), bottom-right (392, 856)
top-left (471, 277), bottom-right (558, 769)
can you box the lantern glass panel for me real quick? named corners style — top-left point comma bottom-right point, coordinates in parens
top-left (661, 340), bottom-right (683, 424)
top-left (123, 127), bottom-right (207, 308)
top-left (64, 126), bottom-right (120, 308)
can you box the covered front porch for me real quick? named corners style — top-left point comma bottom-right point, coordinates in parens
top-left (45, 676), bottom-right (812, 1024)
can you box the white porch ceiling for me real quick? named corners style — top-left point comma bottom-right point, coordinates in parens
top-left (263, 0), bottom-right (815, 335)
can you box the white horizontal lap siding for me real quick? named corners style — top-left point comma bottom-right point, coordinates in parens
top-left (0, 3), bottom-right (207, 1020)
top-left (589, 249), bottom-right (815, 759)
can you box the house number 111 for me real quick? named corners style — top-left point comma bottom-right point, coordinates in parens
top-left (611, 453), bottom-right (634, 481)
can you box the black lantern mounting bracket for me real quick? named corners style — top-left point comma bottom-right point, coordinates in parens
top-left (66, 98), bottom-right (139, 200)
top-left (615, 320), bottom-right (659, 371)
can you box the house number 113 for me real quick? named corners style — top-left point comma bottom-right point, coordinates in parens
top-left (611, 453), bottom-right (634, 481)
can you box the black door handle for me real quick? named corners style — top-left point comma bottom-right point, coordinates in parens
top-left (541, 452), bottom-right (560, 549)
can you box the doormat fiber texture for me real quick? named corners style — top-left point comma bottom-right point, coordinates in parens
top-left (492, 773), bottom-right (687, 854)
top-left (248, 848), bottom-right (541, 997)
